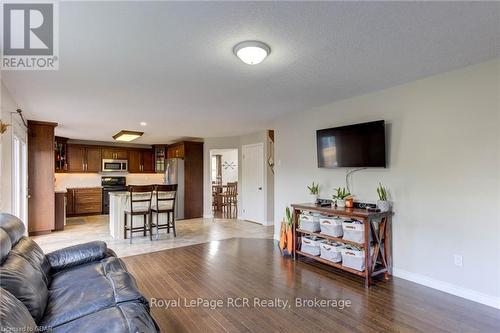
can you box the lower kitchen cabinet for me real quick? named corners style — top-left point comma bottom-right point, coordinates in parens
top-left (66, 187), bottom-right (102, 215)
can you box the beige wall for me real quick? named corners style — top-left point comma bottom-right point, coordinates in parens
top-left (273, 60), bottom-right (500, 307)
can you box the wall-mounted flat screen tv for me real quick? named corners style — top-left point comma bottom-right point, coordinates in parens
top-left (317, 120), bottom-right (386, 168)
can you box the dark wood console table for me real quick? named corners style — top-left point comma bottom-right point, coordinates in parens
top-left (291, 203), bottom-right (393, 287)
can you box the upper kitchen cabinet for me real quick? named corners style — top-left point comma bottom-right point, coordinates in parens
top-left (66, 144), bottom-right (101, 173)
top-left (102, 148), bottom-right (128, 160)
top-left (55, 136), bottom-right (68, 172)
top-left (129, 149), bottom-right (155, 173)
top-left (128, 150), bottom-right (141, 173)
top-left (142, 149), bottom-right (154, 172)
top-left (66, 144), bottom-right (85, 172)
top-left (153, 145), bottom-right (167, 173)
top-left (86, 147), bottom-right (102, 172)
top-left (167, 143), bottom-right (185, 159)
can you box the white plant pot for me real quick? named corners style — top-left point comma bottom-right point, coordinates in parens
top-left (377, 200), bottom-right (391, 212)
top-left (309, 194), bottom-right (319, 204)
top-left (336, 199), bottom-right (346, 208)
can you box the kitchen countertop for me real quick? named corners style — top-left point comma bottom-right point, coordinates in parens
top-left (54, 188), bottom-right (67, 193)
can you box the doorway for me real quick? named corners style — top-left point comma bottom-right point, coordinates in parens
top-left (210, 149), bottom-right (238, 219)
top-left (241, 143), bottom-right (265, 224)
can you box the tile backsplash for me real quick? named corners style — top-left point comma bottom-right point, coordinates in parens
top-left (55, 173), bottom-right (165, 189)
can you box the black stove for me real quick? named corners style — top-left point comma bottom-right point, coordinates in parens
top-left (102, 177), bottom-right (127, 214)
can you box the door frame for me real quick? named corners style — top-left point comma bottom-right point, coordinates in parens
top-left (241, 143), bottom-right (266, 224)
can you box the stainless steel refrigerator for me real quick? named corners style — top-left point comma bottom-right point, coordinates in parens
top-left (165, 158), bottom-right (184, 220)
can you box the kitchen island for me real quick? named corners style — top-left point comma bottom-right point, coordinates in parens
top-left (109, 191), bottom-right (172, 240)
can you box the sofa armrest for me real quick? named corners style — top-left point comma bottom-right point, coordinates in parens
top-left (46, 241), bottom-right (111, 271)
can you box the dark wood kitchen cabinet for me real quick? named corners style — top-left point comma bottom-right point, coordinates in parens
top-left (67, 187), bottom-right (102, 215)
top-left (142, 150), bottom-right (154, 172)
top-left (167, 143), bottom-right (184, 159)
top-left (102, 148), bottom-right (128, 160)
top-left (67, 144), bottom-right (101, 173)
top-left (128, 150), bottom-right (142, 173)
top-left (66, 188), bottom-right (75, 215)
top-left (183, 142), bottom-right (203, 219)
top-left (55, 136), bottom-right (68, 172)
top-left (86, 147), bottom-right (102, 172)
top-left (66, 144), bottom-right (85, 172)
top-left (129, 149), bottom-right (154, 173)
top-left (28, 120), bottom-right (57, 235)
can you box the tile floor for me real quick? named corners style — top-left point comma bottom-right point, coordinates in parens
top-left (32, 215), bottom-right (274, 257)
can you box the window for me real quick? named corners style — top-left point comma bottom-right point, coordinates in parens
top-left (12, 134), bottom-right (27, 221)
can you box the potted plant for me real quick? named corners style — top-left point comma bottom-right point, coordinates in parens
top-left (376, 183), bottom-right (391, 212)
top-left (279, 207), bottom-right (294, 256)
top-left (307, 182), bottom-right (320, 204)
top-left (333, 187), bottom-right (350, 208)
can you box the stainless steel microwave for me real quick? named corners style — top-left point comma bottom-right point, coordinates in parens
top-left (102, 159), bottom-right (128, 172)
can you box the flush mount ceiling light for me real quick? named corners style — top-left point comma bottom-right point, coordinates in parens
top-left (112, 130), bottom-right (144, 142)
top-left (233, 41), bottom-right (271, 65)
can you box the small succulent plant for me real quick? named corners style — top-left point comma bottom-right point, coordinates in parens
top-left (333, 187), bottom-right (351, 200)
top-left (307, 182), bottom-right (320, 195)
top-left (377, 183), bottom-right (388, 201)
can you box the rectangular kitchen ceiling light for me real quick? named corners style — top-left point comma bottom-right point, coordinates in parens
top-left (112, 130), bottom-right (144, 142)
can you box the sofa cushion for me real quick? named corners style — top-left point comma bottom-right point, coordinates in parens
top-left (0, 229), bottom-right (11, 264)
top-left (0, 287), bottom-right (37, 333)
top-left (11, 237), bottom-right (51, 286)
top-left (46, 241), bottom-right (109, 272)
top-left (0, 254), bottom-right (48, 322)
top-left (41, 257), bottom-right (147, 328)
top-left (0, 213), bottom-right (25, 246)
top-left (49, 302), bottom-right (158, 333)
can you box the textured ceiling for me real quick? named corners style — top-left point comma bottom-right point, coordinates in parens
top-left (2, 1), bottom-right (499, 144)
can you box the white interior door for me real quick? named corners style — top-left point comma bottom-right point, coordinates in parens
top-left (242, 143), bottom-right (265, 224)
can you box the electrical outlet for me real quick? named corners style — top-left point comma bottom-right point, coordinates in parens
top-left (454, 254), bottom-right (463, 267)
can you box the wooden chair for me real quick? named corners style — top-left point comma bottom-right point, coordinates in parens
top-left (212, 185), bottom-right (219, 212)
top-left (221, 182), bottom-right (238, 218)
top-left (124, 185), bottom-right (154, 244)
top-left (150, 184), bottom-right (177, 238)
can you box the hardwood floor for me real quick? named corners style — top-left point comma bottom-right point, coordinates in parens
top-left (32, 215), bottom-right (273, 257)
top-left (123, 238), bottom-right (500, 333)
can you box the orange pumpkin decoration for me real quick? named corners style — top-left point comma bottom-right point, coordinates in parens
top-left (286, 225), bottom-right (294, 254)
top-left (279, 220), bottom-right (287, 251)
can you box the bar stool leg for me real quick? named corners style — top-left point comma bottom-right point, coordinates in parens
top-left (124, 213), bottom-right (127, 239)
top-left (167, 212), bottom-right (170, 234)
top-left (172, 212), bottom-right (176, 237)
top-left (149, 212), bottom-right (153, 241)
top-left (156, 212), bottom-right (160, 240)
top-left (129, 215), bottom-right (133, 244)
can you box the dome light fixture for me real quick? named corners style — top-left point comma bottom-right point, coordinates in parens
top-left (233, 41), bottom-right (271, 65)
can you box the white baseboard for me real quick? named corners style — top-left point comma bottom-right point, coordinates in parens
top-left (273, 232), bottom-right (280, 241)
top-left (393, 268), bottom-right (500, 309)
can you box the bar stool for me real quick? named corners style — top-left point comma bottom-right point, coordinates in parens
top-left (150, 184), bottom-right (177, 238)
top-left (124, 185), bottom-right (154, 243)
